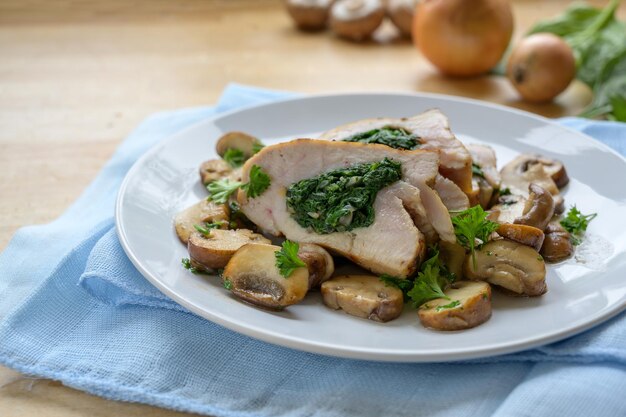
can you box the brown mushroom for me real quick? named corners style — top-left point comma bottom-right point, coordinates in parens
top-left (174, 199), bottom-right (230, 244)
top-left (321, 275), bottom-right (404, 322)
top-left (514, 183), bottom-right (555, 230)
top-left (519, 155), bottom-right (569, 189)
top-left (215, 131), bottom-right (263, 160)
top-left (464, 240), bottom-right (547, 297)
top-left (223, 243), bottom-right (309, 309)
top-left (298, 243), bottom-right (335, 288)
top-left (500, 154), bottom-right (561, 199)
top-left (330, 0), bottom-right (385, 41)
top-left (386, 0), bottom-right (418, 38)
top-left (418, 281), bottom-right (492, 331)
top-left (497, 223), bottom-right (545, 252)
top-left (199, 159), bottom-right (233, 186)
top-left (286, 0), bottom-right (334, 31)
top-left (490, 193), bottom-right (527, 225)
top-left (540, 222), bottom-right (574, 263)
top-left (187, 229), bottom-right (270, 272)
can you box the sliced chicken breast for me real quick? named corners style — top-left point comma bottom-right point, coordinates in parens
top-left (240, 139), bottom-right (454, 242)
top-left (319, 109), bottom-right (473, 196)
top-left (434, 174), bottom-right (469, 212)
top-left (238, 140), bottom-right (454, 276)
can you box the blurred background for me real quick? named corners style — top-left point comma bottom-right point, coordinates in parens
top-left (0, 0), bottom-right (625, 416)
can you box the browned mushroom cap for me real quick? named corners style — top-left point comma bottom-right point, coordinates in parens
top-left (386, 0), bottom-right (418, 38)
top-left (174, 199), bottom-right (230, 244)
top-left (199, 159), bottom-right (233, 186)
top-left (223, 243), bottom-right (309, 309)
top-left (188, 229), bottom-right (270, 272)
top-left (521, 155), bottom-right (569, 189)
top-left (540, 222), bottom-right (574, 263)
top-left (464, 240), bottom-right (547, 297)
top-left (514, 183), bottom-right (555, 230)
top-left (321, 275), bottom-right (404, 322)
top-left (286, 0), bottom-right (334, 31)
top-left (500, 154), bottom-right (561, 197)
top-left (497, 223), bottom-right (545, 252)
top-left (298, 243), bottom-right (335, 288)
top-left (215, 131), bottom-right (263, 159)
top-left (330, 0), bottom-right (385, 41)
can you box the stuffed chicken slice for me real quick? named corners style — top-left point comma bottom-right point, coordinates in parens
top-left (238, 140), bottom-right (453, 277)
top-left (319, 109), bottom-right (473, 196)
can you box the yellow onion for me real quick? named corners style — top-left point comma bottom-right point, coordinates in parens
top-left (413, 0), bottom-right (514, 77)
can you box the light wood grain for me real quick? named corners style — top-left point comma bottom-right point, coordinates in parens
top-left (1, 1), bottom-right (624, 416)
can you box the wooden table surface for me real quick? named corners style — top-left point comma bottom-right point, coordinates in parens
top-left (1, 0), bottom-right (624, 415)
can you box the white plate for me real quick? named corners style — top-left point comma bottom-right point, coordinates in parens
top-left (116, 93), bottom-right (626, 362)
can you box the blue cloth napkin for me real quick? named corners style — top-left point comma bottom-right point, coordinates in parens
top-left (1, 84), bottom-right (625, 417)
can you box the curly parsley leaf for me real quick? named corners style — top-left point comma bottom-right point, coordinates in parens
top-left (451, 206), bottom-right (499, 270)
top-left (207, 179), bottom-right (243, 204)
top-left (222, 278), bottom-right (233, 290)
top-left (407, 263), bottom-right (449, 308)
top-left (223, 148), bottom-right (246, 168)
top-left (560, 206), bottom-right (597, 245)
top-left (275, 240), bottom-right (306, 278)
top-left (241, 165), bottom-right (271, 199)
top-left (380, 246), bottom-right (453, 308)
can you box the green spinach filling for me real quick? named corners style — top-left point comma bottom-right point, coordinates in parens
top-left (286, 158), bottom-right (402, 234)
top-left (342, 127), bottom-right (420, 150)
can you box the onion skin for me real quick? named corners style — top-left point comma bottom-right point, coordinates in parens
top-left (507, 33), bottom-right (576, 103)
top-left (413, 0), bottom-right (514, 77)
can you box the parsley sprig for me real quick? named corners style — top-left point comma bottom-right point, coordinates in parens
top-left (380, 246), bottom-right (454, 308)
top-left (451, 206), bottom-right (499, 270)
top-left (560, 206), bottom-right (597, 245)
top-left (241, 165), bottom-right (271, 198)
top-left (206, 165), bottom-right (271, 203)
top-left (223, 148), bottom-right (245, 168)
top-left (274, 240), bottom-right (307, 278)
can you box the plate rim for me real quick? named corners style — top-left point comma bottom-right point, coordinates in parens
top-left (115, 91), bottom-right (626, 362)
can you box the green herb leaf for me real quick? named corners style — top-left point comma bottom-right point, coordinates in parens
top-left (435, 300), bottom-right (461, 312)
top-left (527, 0), bottom-right (626, 120)
top-left (343, 127), bottom-right (420, 150)
top-left (498, 187), bottom-right (512, 196)
top-left (223, 278), bottom-right (232, 290)
top-left (207, 179), bottom-right (243, 204)
top-left (193, 224), bottom-right (212, 238)
top-left (560, 206), bottom-right (597, 245)
top-left (223, 148), bottom-right (246, 168)
top-left (380, 245), bottom-right (454, 307)
top-left (241, 165), bottom-right (271, 198)
top-left (286, 158), bottom-right (402, 234)
top-left (252, 142), bottom-right (265, 154)
top-left (181, 257), bottom-right (208, 275)
top-left (407, 263), bottom-right (449, 308)
top-left (275, 240), bottom-right (306, 278)
top-left (380, 274), bottom-right (414, 301)
top-left (451, 206), bottom-right (499, 270)
top-left (472, 163), bottom-right (485, 178)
